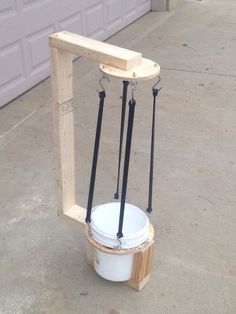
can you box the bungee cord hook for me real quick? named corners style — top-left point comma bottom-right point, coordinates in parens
top-left (152, 75), bottom-right (162, 91)
top-left (130, 80), bottom-right (137, 100)
top-left (97, 72), bottom-right (110, 93)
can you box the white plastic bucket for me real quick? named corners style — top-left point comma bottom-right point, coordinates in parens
top-left (94, 249), bottom-right (134, 282)
top-left (90, 202), bottom-right (149, 281)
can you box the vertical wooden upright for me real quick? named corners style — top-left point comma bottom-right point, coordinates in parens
top-left (125, 241), bottom-right (155, 291)
top-left (51, 48), bottom-right (76, 216)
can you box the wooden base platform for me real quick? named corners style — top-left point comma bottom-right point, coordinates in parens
top-left (86, 223), bottom-right (155, 291)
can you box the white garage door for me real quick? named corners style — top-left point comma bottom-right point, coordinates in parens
top-left (0, 0), bottom-right (151, 107)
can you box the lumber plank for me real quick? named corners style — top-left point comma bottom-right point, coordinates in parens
top-left (64, 205), bottom-right (86, 225)
top-left (49, 31), bottom-right (142, 71)
top-left (125, 241), bottom-right (155, 291)
top-left (125, 274), bottom-right (151, 291)
top-left (86, 241), bottom-right (94, 267)
top-left (51, 48), bottom-right (76, 215)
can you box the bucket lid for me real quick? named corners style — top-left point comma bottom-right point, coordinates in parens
top-left (90, 202), bottom-right (149, 249)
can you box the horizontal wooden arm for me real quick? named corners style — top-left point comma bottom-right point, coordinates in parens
top-left (49, 31), bottom-right (142, 71)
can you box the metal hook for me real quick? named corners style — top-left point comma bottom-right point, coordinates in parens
top-left (152, 75), bottom-right (162, 90)
top-left (97, 72), bottom-right (110, 93)
top-left (115, 237), bottom-right (123, 249)
top-left (130, 80), bottom-right (137, 100)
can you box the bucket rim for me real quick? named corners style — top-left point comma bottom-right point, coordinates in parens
top-left (90, 202), bottom-right (149, 239)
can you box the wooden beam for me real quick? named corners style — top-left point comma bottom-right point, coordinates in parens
top-left (64, 205), bottom-right (86, 225)
top-left (125, 241), bottom-right (155, 291)
top-left (51, 47), bottom-right (76, 216)
top-left (49, 31), bottom-right (142, 71)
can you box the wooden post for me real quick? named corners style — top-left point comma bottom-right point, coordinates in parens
top-left (51, 48), bottom-right (76, 214)
top-left (125, 241), bottom-right (155, 291)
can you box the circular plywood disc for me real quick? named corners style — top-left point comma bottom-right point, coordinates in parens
top-left (100, 58), bottom-right (160, 81)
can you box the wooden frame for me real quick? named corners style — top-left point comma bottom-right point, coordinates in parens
top-left (50, 32), bottom-right (142, 224)
top-left (49, 32), bottom-right (155, 291)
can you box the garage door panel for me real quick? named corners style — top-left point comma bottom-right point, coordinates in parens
top-left (60, 12), bottom-right (83, 35)
top-left (124, 0), bottom-right (151, 25)
top-left (106, 0), bottom-right (122, 24)
top-left (139, 0), bottom-right (151, 5)
top-left (0, 0), bottom-right (16, 18)
top-left (0, 41), bottom-right (25, 89)
top-left (124, 0), bottom-right (138, 14)
top-left (27, 25), bottom-right (54, 73)
top-left (85, 3), bottom-right (104, 38)
top-left (50, 1), bottom-right (84, 23)
top-left (84, 0), bottom-right (102, 9)
top-left (22, 0), bottom-right (50, 11)
top-left (138, 0), bottom-right (152, 11)
top-left (0, 0), bottom-right (151, 107)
